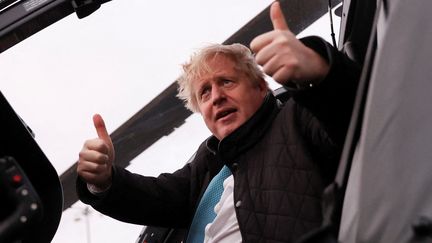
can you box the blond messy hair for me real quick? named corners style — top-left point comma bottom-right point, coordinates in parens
top-left (177, 43), bottom-right (267, 112)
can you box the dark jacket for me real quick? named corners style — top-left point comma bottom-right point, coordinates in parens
top-left (77, 36), bottom-right (360, 242)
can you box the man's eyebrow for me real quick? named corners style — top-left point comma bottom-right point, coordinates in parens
top-left (215, 74), bottom-right (235, 81)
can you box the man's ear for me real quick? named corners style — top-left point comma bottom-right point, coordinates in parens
top-left (257, 78), bottom-right (269, 97)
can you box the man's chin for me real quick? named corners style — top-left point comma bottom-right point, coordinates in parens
top-left (216, 124), bottom-right (239, 140)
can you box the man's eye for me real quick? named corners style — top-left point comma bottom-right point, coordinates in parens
top-left (200, 88), bottom-right (210, 100)
top-left (223, 79), bottom-right (233, 86)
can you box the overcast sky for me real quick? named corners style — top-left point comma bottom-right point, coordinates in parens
top-left (0, 1), bottom-right (339, 242)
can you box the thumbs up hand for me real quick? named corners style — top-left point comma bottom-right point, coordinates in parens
top-left (77, 114), bottom-right (115, 190)
top-left (250, 1), bottom-right (329, 85)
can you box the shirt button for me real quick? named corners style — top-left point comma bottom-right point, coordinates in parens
top-left (235, 200), bottom-right (242, 208)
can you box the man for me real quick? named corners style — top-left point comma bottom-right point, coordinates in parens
top-left (77, 2), bottom-right (359, 242)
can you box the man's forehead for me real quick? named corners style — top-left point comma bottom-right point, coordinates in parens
top-left (195, 56), bottom-right (236, 79)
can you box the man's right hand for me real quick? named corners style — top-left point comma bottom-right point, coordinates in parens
top-left (77, 114), bottom-right (115, 190)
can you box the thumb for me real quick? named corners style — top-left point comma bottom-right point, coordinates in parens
top-left (270, 1), bottom-right (289, 30)
top-left (93, 114), bottom-right (111, 143)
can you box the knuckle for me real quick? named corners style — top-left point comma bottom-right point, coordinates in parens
top-left (96, 153), bottom-right (108, 162)
top-left (263, 66), bottom-right (274, 75)
top-left (94, 140), bottom-right (108, 152)
top-left (78, 150), bottom-right (87, 159)
top-left (83, 138), bottom-right (95, 147)
top-left (284, 58), bottom-right (299, 69)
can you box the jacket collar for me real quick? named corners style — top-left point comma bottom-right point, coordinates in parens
top-left (206, 92), bottom-right (281, 163)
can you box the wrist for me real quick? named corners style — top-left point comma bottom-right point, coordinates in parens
top-left (87, 182), bottom-right (111, 196)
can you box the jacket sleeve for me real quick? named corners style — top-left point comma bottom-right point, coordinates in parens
top-left (285, 36), bottom-right (361, 145)
top-left (76, 143), bottom-right (211, 228)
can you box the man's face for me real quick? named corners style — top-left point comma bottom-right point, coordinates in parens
top-left (192, 55), bottom-right (267, 140)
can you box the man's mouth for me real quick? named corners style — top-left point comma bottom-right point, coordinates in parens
top-left (215, 108), bottom-right (237, 120)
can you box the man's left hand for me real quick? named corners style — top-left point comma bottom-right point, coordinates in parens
top-left (250, 1), bottom-right (329, 85)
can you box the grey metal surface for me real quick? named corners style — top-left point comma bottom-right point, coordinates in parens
top-left (340, 0), bottom-right (432, 241)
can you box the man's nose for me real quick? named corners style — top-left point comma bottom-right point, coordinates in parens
top-left (211, 85), bottom-right (226, 106)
